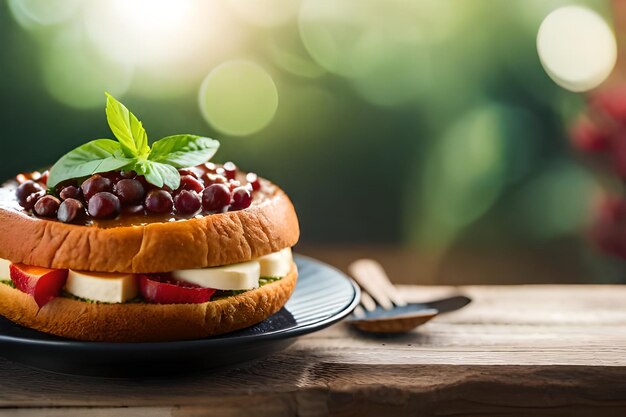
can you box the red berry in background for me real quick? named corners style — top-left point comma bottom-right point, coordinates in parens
top-left (230, 186), bottom-right (252, 211)
top-left (81, 175), bottom-right (113, 200)
top-left (570, 116), bottom-right (610, 153)
top-left (114, 179), bottom-right (145, 205)
top-left (175, 190), bottom-right (202, 214)
top-left (590, 87), bottom-right (626, 123)
top-left (16, 180), bottom-right (44, 207)
top-left (202, 184), bottom-right (231, 212)
top-left (590, 196), bottom-right (626, 258)
top-left (34, 195), bottom-right (61, 217)
top-left (88, 192), bottom-right (121, 219)
top-left (145, 190), bottom-right (174, 214)
top-left (178, 175), bottom-right (204, 194)
top-left (223, 162), bottom-right (237, 180)
top-left (246, 172), bottom-right (261, 191)
top-left (612, 132), bottom-right (626, 178)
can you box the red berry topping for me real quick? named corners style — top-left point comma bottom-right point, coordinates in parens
top-left (145, 190), bottom-right (174, 214)
top-left (57, 198), bottom-right (84, 223)
top-left (230, 186), bottom-right (252, 211)
top-left (24, 190), bottom-right (45, 210)
top-left (175, 190), bottom-right (202, 214)
top-left (88, 192), bottom-right (121, 219)
top-left (178, 168), bottom-right (200, 179)
top-left (114, 179), bottom-right (145, 205)
top-left (59, 186), bottom-right (81, 201)
top-left (178, 175), bottom-right (204, 194)
top-left (202, 184), bottom-right (231, 211)
top-left (203, 173), bottom-right (228, 185)
top-left (34, 195), bottom-right (61, 217)
top-left (223, 162), bottom-right (237, 180)
top-left (16, 180), bottom-right (44, 208)
top-left (246, 172), bottom-right (261, 191)
top-left (81, 175), bottom-right (113, 200)
top-left (122, 204), bottom-right (145, 215)
top-left (39, 170), bottom-right (49, 186)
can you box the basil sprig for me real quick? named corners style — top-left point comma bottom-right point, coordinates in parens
top-left (48, 93), bottom-right (219, 190)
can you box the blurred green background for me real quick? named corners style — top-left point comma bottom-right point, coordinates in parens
top-left (0, 0), bottom-right (621, 283)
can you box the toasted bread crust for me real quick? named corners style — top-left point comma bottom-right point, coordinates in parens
top-left (0, 180), bottom-right (299, 273)
top-left (0, 263), bottom-right (297, 342)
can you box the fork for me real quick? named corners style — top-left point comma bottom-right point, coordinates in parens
top-left (347, 259), bottom-right (440, 333)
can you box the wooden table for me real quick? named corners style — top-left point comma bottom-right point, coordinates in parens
top-left (2, 285), bottom-right (626, 416)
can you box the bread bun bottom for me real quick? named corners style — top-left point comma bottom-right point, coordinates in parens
top-left (0, 263), bottom-right (297, 342)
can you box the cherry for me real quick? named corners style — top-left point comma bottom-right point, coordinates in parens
top-left (223, 162), bottom-right (237, 180)
top-left (114, 179), bottom-right (145, 205)
top-left (81, 175), bottom-right (113, 200)
top-left (24, 190), bottom-right (45, 210)
top-left (202, 184), bottom-right (231, 211)
top-left (178, 168), bottom-right (200, 179)
top-left (230, 186), bottom-right (252, 211)
top-left (88, 192), bottom-right (121, 219)
top-left (246, 172), bottom-right (261, 191)
top-left (145, 190), bottom-right (174, 214)
top-left (39, 170), bottom-right (49, 186)
top-left (122, 204), bottom-right (145, 215)
top-left (228, 180), bottom-right (241, 191)
top-left (178, 175), bottom-right (204, 194)
top-left (175, 190), bottom-right (202, 214)
top-left (16, 180), bottom-right (44, 207)
top-left (34, 195), bottom-right (61, 217)
top-left (120, 170), bottom-right (136, 179)
top-left (59, 186), bottom-right (81, 201)
top-left (203, 173), bottom-right (228, 185)
top-left (57, 198), bottom-right (84, 223)
top-left (204, 162), bottom-right (217, 173)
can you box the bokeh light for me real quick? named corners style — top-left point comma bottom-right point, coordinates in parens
top-left (199, 61), bottom-right (279, 136)
top-left (226, 0), bottom-right (301, 28)
top-left (7, 0), bottom-right (81, 29)
top-left (537, 5), bottom-right (617, 92)
top-left (41, 27), bottom-right (133, 109)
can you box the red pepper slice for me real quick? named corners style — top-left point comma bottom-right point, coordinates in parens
top-left (10, 264), bottom-right (68, 308)
top-left (139, 275), bottom-right (216, 304)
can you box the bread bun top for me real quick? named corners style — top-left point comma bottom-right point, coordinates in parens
top-left (0, 177), bottom-right (299, 273)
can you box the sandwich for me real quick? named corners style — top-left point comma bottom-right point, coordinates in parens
top-left (0, 94), bottom-right (299, 342)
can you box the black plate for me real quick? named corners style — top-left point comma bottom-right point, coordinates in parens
top-left (0, 255), bottom-right (359, 376)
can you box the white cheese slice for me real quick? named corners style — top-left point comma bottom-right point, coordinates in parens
top-left (258, 248), bottom-right (293, 277)
top-left (172, 260), bottom-right (260, 290)
top-left (0, 258), bottom-right (11, 280)
top-left (65, 270), bottom-right (138, 303)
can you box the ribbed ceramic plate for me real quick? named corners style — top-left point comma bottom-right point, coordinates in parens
top-left (0, 255), bottom-right (359, 376)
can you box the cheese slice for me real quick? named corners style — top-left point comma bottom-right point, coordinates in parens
top-left (65, 270), bottom-right (138, 303)
top-left (0, 258), bottom-right (11, 280)
top-left (172, 260), bottom-right (260, 290)
top-left (258, 248), bottom-right (293, 277)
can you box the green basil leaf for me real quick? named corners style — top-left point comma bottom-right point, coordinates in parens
top-left (47, 139), bottom-right (133, 188)
top-left (148, 135), bottom-right (219, 168)
top-left (105, 93), bottom-right (150, 158)
top-left (141, 160), bottom-right (181, 190)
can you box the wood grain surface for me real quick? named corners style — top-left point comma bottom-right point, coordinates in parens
top-left (2, 285), bottom-right (626, 416)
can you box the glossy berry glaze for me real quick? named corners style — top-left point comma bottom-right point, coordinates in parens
top-left (2, 163), bottom-right (270, 228)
